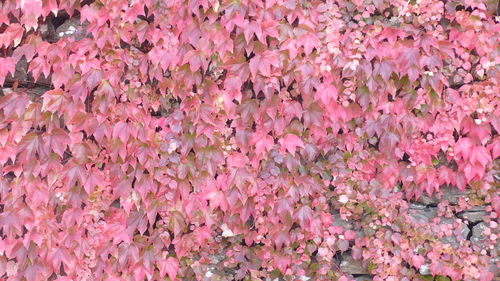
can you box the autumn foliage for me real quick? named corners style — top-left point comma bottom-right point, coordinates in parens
top-left (0, 0), bottom-right (499, 280)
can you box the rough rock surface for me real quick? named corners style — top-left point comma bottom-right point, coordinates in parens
top-left (408, 204), bottom-right (438, 223)
top-left (419, 264), bottom-right (431, 275)
top-left (332, 212), bottom-right (354, 229)
top-left (457, 207), bottom-right (487, 223)
top-left (55, 18), bottom-right (87, 41)
top-left (471, 222), bottom-right (487, 244)
top-left (439, 186), bottom-right (470, 204)
top-left (416, 194), bottom-right (439, 206)
top-left (339, 253), bottom-right (368, 275)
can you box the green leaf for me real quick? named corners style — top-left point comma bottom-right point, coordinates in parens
top-left (269, 269), bottom-right (281, 279)
top-left (416, 274), bottom-right (434, 281)
top-left (343, 151), bottom-right (352, 160)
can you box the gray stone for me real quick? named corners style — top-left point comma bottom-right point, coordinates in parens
top-left (439, 218), bottom-right (470, 248)
top-left (419, 264), bottom-right (431, 275)
top-left (448, 73), bottom-right (464, 89)
top-left (439, 186), bottom-right (470, 204)
top-left (26, 87), bottom-right (48, 99)
top-left (339, 253), bottom-right (368, 275)
top-left (415, 186), bottom-right (471, 206)
top-left (332, 212), bottom-right (353, 229)
top-left (416, 194), bottom-right (439, 206)
top-left (14, 56), bottom-right (28, 81)
top-left (409, 203), bottom-right (427, 210)
top-left (56, 18), bottom-right (87, 41)
top-left (40, 23), bottom-right (56, 42)
top-left (457, 210), bottom-right (486, 223)
top-left (409, 205), bottom-right (437, 223)
top-left (491, 242), bottom-right (500, 258)
top-left (208, 253), bottom-right (226, 264)
top-left (471, 222), bottom-right (487, 244)
top-left (466, 206), bottom-right (487, 212)
top-left (489, 257), bottom-right (499, 278)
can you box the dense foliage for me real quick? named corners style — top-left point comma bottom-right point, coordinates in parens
top-left (0, 0), bottom-right (499, 280)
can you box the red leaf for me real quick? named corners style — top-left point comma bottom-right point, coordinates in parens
top-left (469, 146), bottom-right (491, 167)
top-left (112, 121), bottom-right (131, 143)
top-left (160, 257), bottom-right (179, 280)
top-left (44, 128), bottom-right (70, 157)
top-left (273, 254), bottom-right (291, 274)
top-left (0, 24), bottom-right (23, 48)
top-left (0, 92), bottom-right (29, 119)
top-left (249, 50), bottom-right (279, 77)
top-left (374, 60), bottom-right (395, 82)
top-left (279, 133), bottom-right (304, 155)
top-left (412, 254), bottom-right (425, 269)
top-left (252, 132), bottom-right (274, 156)
top-left (0, 57), bottom-right (15, 85)
top-left (51, 65), bottom-right (74, 89)
top-left (274, 231), bottom-right (290, 250)
top-left (42, 89), bottom-right (66, 113)
top-left (294, 205), bottom-right (313, 228)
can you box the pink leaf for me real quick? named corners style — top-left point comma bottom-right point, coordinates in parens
top-left (412, 254), bottom-right (425, 269)
top-left (0, 92), bottom-right (30, 119)
top-left (469, 146), bottom-right (491, 167)
top-left (160, 257), bottom-right (179, 280)
top-left (274, 231), bottom-right (290, 250)
top-left (273, 254), bottom-right (291, 274)
top-left (252, 132), bottom-right (274, 156)
top-left (279, 133), bottom-right (304, 155)
top-left (455, 137), bottom-right (474, 160)
top-left (294, 205), bottom-right (313, 228)
top-left (113, 121), bottom-right (130, 143)
top-left (0, 57), bottom-right (15, 85)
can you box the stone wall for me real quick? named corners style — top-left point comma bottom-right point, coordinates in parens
top-left (192, 185), bottom-right (498, 281)
top-left (331, 186), bottom-right (498, 280)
